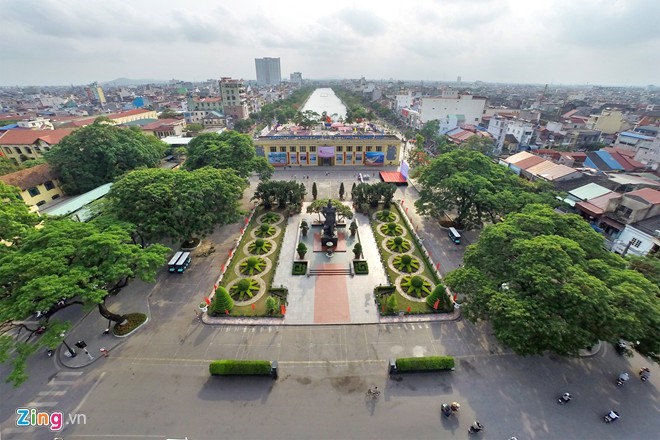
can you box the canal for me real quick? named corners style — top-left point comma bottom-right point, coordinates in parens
top-left (301, 88), bottom-right (346, 119)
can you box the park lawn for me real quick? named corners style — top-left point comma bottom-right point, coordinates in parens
top-left (228, 207), bottom-right (287, 317)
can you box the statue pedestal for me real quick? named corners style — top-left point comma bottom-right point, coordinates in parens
top-left (322, 236), bottom-right (338, 247)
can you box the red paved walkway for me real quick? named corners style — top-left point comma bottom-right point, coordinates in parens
top-left (313, 232), bottom-right (347, 252)
top-left (313, 266), bottom-right (350, 324)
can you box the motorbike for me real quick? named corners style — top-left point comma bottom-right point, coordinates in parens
top-left (616, 373), bottom-right (629, 386)
top-left (639, 368), bottom-right (650, 381)
top-left (558, 393), bottom-right (572, 404)
top-left (468, 421), bottom-right (484, 434)
top-left (604, 411), bottom-right (620, 423)
top-left (614, 340), bottom-right (627, 355)
top-left (441, 403), bottom-right (452, 418)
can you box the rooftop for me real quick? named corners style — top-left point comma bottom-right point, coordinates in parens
top-left (41, 183), bottom-right (113, 218)
top-left (625, 188), bottom-right (660, 205)
top-left (0, 163), bottom-right (59, 190)
top-left (0, 129), bottom-right (74, 145)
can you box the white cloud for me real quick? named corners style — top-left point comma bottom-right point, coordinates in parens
top-left (0, 0), bottom-right (658, 86)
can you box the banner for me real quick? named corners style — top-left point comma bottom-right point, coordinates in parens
top-left (345, 152), bottom-right (353, 164)
top-left (309, 153), bottom-right (317, 165)
top-left (335, 153), bottom-right (343, 164)
top-left (365, 151), bottom-right (384, 166)
top-left (400, 160), bottom-right (410, 180)
top-left (318, 146), bottom-right (335, 158)
top-left (267, 152), bottom-right (287, 166)
top-left (290, 152), bottom-right (297, 164)
top-left (300, 152), bottom-right (307, 164)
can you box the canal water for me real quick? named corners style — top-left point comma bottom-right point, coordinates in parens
top-left (301, 88), bottom-right (347, 119)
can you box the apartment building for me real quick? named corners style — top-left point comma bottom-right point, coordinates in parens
top-left (220, 78), bottom-right (249, 121)
top-left (255, 58), bottom-right (282, 86)
top-left (419, 91), bottom-right (487, 125)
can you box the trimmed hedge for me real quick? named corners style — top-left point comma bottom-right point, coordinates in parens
top-left (395, 356), bottom-right (455, 372)
top-left (353, 260), bottom-right (369, 275)
top-left (209, 360), bottom-right (272, 376)
top-left (292, 261), bottom-right (307, 275)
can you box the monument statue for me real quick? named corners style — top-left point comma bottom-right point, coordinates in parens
top-left (321, 200), bottom-right (337, 241)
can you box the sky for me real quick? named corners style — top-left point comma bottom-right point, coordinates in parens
top-left (1, 0), bottom-right (659, 87)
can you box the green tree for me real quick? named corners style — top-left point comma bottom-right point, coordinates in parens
top-left (251, 180), bottom-right (306, 209)
top-left (444, 204), bottom-right (660, 360)
top-left (312, 182), bottom-right (317, 200)
top-left (232, 119), bottom-right (254, 133)
top-left (294, 110), bottom-right (320, 129)
top-left (18, 158), bottom-right (47, 169)
top-left (339, 182), bottom-right (345, 200)
top-left (351, 182), bottom-right (356, 199)
top-left (186, 123), bottom-right (204, 133)
top-left (158, 108), bottom-right (180, 119)
top-left (419, 120), bottom-right (440, 143)
top-left (414, 149), bottom-right (555, 229)
top-left (45, 121), bottom-right (166, 194)
top-left (386, 294), bottom-right (398, 313)
top-left (462, 136), bottom-right (495, 156)
top-left (184, 132), bottom-right (273, 181)
top-left (0, 156), bottom-right (22, 176)
top-left (0, 181), bottom-right (39, 244)
top-left (0, 218), bottom-right (169, 385)
top-left (211, 286), bottom-right (234, 315)
top-left (628, 254), bottom-right (660, 286)
top-left (306, 199), bottom-right (353, 222)
top-left (108, 167), bottom-right (247, 244)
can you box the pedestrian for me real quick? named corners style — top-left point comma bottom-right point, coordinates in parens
top-left (100, 347), bottom-right (109, 357)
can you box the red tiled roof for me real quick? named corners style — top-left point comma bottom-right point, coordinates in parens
top-left (0, 129), bottom-right (73, 145)
top-left (607, 151), bottom-right (644, 171)
top-left (626, 188), bottom-right (660, 205)
top-left (0, 163), bottom-right (59, 190)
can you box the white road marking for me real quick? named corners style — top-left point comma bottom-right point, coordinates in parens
top-left (49, 380), bottom-right (77, 386)
top-left (25, 401), bottom-right (58, 407)
top-left (57, 371), bottom-right (84, 376)
top-left (38, 391), bottom-right (67, 396)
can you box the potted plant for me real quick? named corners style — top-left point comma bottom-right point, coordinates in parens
top-left (199, 302), bottom-right (208, 313)
top-left (353, 243), bottom-right (362, 259)
top-left (297, 242), bottom-right (307, 259)
top-left (349, 220), bottom-right (358, 237)
top-left (300, 220), bottom-right (309, 237)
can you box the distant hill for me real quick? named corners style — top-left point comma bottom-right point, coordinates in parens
top-left (101, 77), bottom-right (168, 86)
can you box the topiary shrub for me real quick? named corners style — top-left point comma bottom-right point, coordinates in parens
top-left (386, 237), bottom-right (411, 253)
top-left (395, 356), bottom-right (455, 372)
top-left (209, 360), bottom-right (272, 375)
top-left (386, 294), bottom-right (398, 313)
top-left (230, 278), bottom-right (260, 301)
top-left (210, 286), bottom-right (234, 315)
top-left (380, 222), bottom-right (403, 236)
top-left (297, 242), bottom-right (307, 259)
top-left (265, 296), bottom-right (279, 315)
top-left (292, 261), bottom-right (308, 275)
top-left (239, 256), bottom-right (266, 275)
top-left (262, 212), bottom-right (281, 224)
top-left (248, 238), bottom-right (272, 255)
top-left (353, 260), bottom-right (369, 274)
top-left (392, 254), bottom-right (420, 273)
top-left (377, 210), bottom-right (395, 222)
top-left (401, 275), bottom-right (432, 298)
top-left (255, 224), bottom-right (276, 237)
top-left (352, 243), bottom-right (362, 259)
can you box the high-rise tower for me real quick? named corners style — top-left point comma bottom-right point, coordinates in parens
top-left (255, 57), bottom-right (282, 86)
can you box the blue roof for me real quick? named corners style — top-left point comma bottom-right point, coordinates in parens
top-left (594, 150), bottom-right (624, 170)
top-left (619, 131), bottom-right (654, 140)
top-left (0, 123), bottom-right (19, 131)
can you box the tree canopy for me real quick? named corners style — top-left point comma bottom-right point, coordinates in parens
top-left (251, 180), bottom-right (306, 209)
top-left (352, 182), bottom-right (397, 208)
top-left (414, 149), bottom-right (556, 229)
top-left (0, 181), bottom-right (39, 244)
top-left (0, 156), bottom-right (22, 176)
top-left (306, 199), bottom-right (353, 222)
top-left (0, 218), bottom-right (169, 385)
top-left (444, 204), bottom-right (660, 361)
top-left (45, 121), bottom-right (166, 194)
top-left (183, 131), bottom-right (273, 180)
top-left (108, 167), bottom-right (247, 243)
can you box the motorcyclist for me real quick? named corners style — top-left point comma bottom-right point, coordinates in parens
top-left (470, 421), bottom-right (483, 432)
top-left (607, 410), bottom-right (619, 421)
top-left (450, 402), bottom-right (461, 412)
top-left (639, 368), bottom-right (650, 380)
top-left (561, 392), bottom-right (571, 402)
top-left (618, 372), bottom-right (629, 383)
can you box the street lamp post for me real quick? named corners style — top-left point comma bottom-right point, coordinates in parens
top-left (60, 333), bottom-right (76, 358)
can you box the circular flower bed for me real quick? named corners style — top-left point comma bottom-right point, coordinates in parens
top-left (380, 222), bottom-right (403, 236)
top-left (239, 257), bottom-right (266, 275)
top-left (377, 210), bottom-right (396, 222)
top-left (261, 212), bottom-right (282, 224)
top-left (386, 236), bottom-right (411, 253)
top-left (230, 278), bottom-right (260, 301)
top-left (255, 224), bottom-right (276, 238)
top-left (392, 254), bottom-right (420, 273)
top-left (248, 238), bottom-right (273, 255)
top-left (401, 275), bottom-right (432, 299)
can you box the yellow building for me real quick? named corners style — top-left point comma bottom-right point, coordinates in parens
top-left (0, 129), bottom-right (73, 164)
top-left (0, 164), bottom-right (64, 210)
top-left (587, 109), bottom-right (631, 135)
top-left (254, 130), bottom-right (402, 167)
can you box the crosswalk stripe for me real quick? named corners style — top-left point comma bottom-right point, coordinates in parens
top-left (2, 426), bottom-right (37, 434)
top-left (49, 380), bottom-right (77, 386)
top-left (39, 390), bottom-right (67, 396)
top-left (57, 371), bottom-right (84, 376)
top-left (25, 401), bottom-right (58, 407)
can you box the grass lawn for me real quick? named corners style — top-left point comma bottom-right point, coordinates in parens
top-left (222, 207), bottom-right (288, 317)
top-left (371, 205), bottom-right (443, 315)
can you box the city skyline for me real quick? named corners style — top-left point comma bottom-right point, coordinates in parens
top-left (1, 0), bottom-right (659, 87)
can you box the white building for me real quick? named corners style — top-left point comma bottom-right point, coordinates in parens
top-left (438, 114), bottom-right (466, 134)
top-left (395, 91), bottom-right (414, 110)
top-left (419, 91), bottom-right (486, 125)
top-left (615, 131), bottom-right (660, 169)
top-left (487, 116), bottom-right (534, 152)
top-left (289, 72), bottom-right (303, 86)
top-left (255, 57), bottom-right (282, 86)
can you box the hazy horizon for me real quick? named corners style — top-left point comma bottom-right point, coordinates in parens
top-left (1, 0), bottom-right (659, 87)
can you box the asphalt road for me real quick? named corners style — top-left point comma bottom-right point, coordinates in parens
top-left (1, 168), bottom-right (658, 440)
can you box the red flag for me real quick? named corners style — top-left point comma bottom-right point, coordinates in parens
top-left (240, 228), bottom-right (244, 234)
top-left (229, 250), bottom-right (233, 257)
top-left (251, 303), bottom-right (255, 310)
top-left (214, 284), bottom-right (218, 290)
top-left (433, 299), bottom-right (440, 310)
top-left (280, 305), bottom-right (286, 315)
top-left (225, 309), bottom-right (229, 315)
top-left (245, 218), bottom-right (249, 225)
top-left (435, 262), bottom-right (441, 270)
top-left (453, 293), bottom-right (458, 302)
top-left (221, 264), bottom-right (225, 272)
top-left (406, 306), bottom-right (411, 313)
top-left (205, 297), bottom-right (211, 305)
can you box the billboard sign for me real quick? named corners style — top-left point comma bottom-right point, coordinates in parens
top-left (400, 160), bottom-right (410, 180)
top-left (365, 152), bottom-right (384, 166)
top-left (318, 146), bottom-right (335, 158)
top-left (267, 152), bottom-right (287, 166)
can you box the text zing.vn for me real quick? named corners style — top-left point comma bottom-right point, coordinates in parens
top-left (16, 408), bottom-right (87, 431)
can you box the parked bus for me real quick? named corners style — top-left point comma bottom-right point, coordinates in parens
top-left (448, 227), bottom-right (461, 244)
top-left (168, 251), bottom-right (192, 273)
